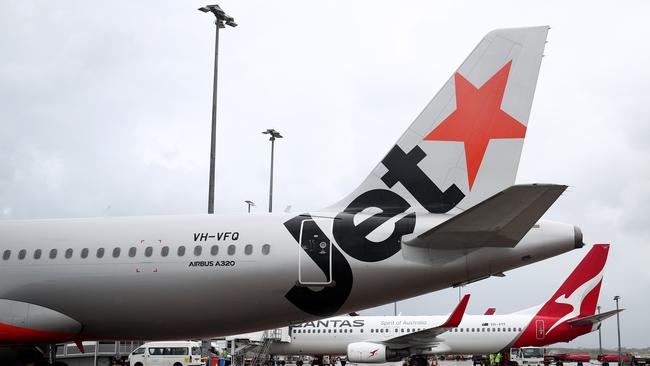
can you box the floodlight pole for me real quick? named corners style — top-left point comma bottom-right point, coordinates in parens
top-left (597, 305), bottom-right (602, 356)
top-left (207, 21), bottom-right (220, 214)
top-left (245, 200), bottom-right (255, 213)
top-left (199, 4), bottom-right (237, 214)
top-left (269, 137), bottom-right (276, 212)
top-left (614, 296), bottom-right (622, 366)
top-left (263, 129), bottom-right (283, 213)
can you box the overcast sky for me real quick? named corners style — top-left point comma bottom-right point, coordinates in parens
top-left (1, 0), bottom-right (649, 349)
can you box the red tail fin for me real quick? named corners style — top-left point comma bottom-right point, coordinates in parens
top-left (513, 244), bottom-right (610, 346)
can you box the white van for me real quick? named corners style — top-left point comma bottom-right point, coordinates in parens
top-left (128, 341), bottom-right (203, 366)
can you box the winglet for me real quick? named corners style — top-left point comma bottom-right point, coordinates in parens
top-left (484, 308), bottom-right (496, 315)
top-left (440, 294), bottom-right (470, 328)
top-left (75, 339), bottom-right (85, 353)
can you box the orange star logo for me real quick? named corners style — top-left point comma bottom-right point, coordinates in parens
top-left (424, 61), bottom-right (526, 190)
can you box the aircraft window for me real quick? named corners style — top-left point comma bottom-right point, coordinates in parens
top-left (34, 249), bottom-right (42, 259)
top-left (177, 246), bottom-right (186, 256)
top-left (65, 248), bottom-right (73, 259)
top-left (129, 247), bottom-right (137, 257)
top-left (370, 329), bottom-right (374, 333)
top-left (49, 249), bottom-right (57, 259)
top-left (194, 245), bottom-right (202, 256)
top-left (97, 248), bottom-right (105, 258)
top-left (360, 329), bottom-right (364, 333)
top-left (518, 328), bottom-right (522, 331)
top-left (18, 249), bottom-right (26, 260)
top-left (492, 328), bottom-right (496, 332)
top-left (112, 247), bottom-right (120, 258)
top-left (227, 245), bottom-right (236, 256)
top-left (145, 246), bottom-right (153, 257)
top-left (328, 329), bottom-right (331, 333)
top-left (262, 244), bottom-right (270, 255)
top-left (81, 248), bottom-right (89, 259)
top-left (2, 250), bottom-right (10, 260)
top-left (244, 244), bottom-right (253, 255)
top-left (161, 246), bottom-right (169, 257)
top-left (211, 245), bottom-right (219, 256)
top-left (508, 327), bottom-right (512, 332)
top-left (460, 328), bottom-right (463, 332)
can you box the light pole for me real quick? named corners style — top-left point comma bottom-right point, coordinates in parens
top-left (262, 129), bottom-right (283, 212)
top-left (614, 296), bottom-right (622, 366)
top-left (244, 200), bottom-right (255, 213)
top-left (597, 305), bottom-right (602, 356)
top-left (198, 4), bottom-right (237, 214)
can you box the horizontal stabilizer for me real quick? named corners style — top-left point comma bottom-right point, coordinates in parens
top-left (568, 309), bottom-right (623, 327)
top-left (404, 184), bottom-right (567, 249)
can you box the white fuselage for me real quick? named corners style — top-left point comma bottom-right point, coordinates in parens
top-left (0, 213), bottom-right (576, 341)
top-left (270, 314), bottom-right (534, 356)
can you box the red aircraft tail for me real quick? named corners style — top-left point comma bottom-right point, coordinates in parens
top-left (513, 244), bottom-right (610, 346)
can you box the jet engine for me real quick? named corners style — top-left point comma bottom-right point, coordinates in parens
top-left (347, 342), bottom-right (409, 363)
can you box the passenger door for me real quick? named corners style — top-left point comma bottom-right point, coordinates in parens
top-left (535, 320), bottom-right (545, 340)
top-left (298, 219), bottom-right (333, 286)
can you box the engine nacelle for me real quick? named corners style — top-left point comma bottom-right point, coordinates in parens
top-left (347, 342), bottom-right (409, 363)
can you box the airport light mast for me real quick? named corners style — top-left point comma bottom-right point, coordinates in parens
top-left (597, 305), bottom-right (603, 356)
top-left (198, 4), bottom-right (237, 214)
top-left (244, 200), bottom-right (255, 213)
top-left (614, 296), bottom-right (622, 366)
top-left (263, 129), bottom-right (283, 212)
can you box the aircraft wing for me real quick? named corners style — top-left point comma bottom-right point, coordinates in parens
top-left (567, 309), bottom-right (623, 326)
top-left (382, 294), bottom-right (470, 348)
top-left (403, 184), bottom-right (567, 249)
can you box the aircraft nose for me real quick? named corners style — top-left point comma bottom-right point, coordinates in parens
top-left (574, 226), bottom-right (584, 248)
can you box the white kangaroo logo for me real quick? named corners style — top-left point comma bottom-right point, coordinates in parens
top-left (545, 267), bottom-right (604, 335)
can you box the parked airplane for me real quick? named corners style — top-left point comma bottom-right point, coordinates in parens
top-left (270, 245), bottom-right (618, 366)
top-left (1, 26), bottom-right (583, 365)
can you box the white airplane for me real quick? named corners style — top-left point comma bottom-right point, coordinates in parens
top-left (270, 245), bottom-right (620, 366)
top-left (1, 26), bottom-right (583, 365)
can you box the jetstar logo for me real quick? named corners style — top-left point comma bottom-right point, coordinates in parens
top-left (369, 349), bottom-right (379, 357)
top-left (282, 145), bottom-right (465, 316)
top-left (425, 61), bottom-right (526, 190)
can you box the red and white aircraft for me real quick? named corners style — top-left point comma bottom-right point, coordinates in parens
top-left (1, 26), bottom-right (585, 365)
top-left (270, 245), bottom-right (619, 366)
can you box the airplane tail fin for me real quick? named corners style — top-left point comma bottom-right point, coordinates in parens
top-left (512, 244), bottom-right (610, 346)
top-left (539, 244), bottom-right (609, 321)
top-left (328, 26), bottom-right (549, 213)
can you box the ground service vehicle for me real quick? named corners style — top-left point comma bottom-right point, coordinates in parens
top-left (128, 341), bottom-right (203, 366)
top-left (511, 347), bottom-right (545, 366)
